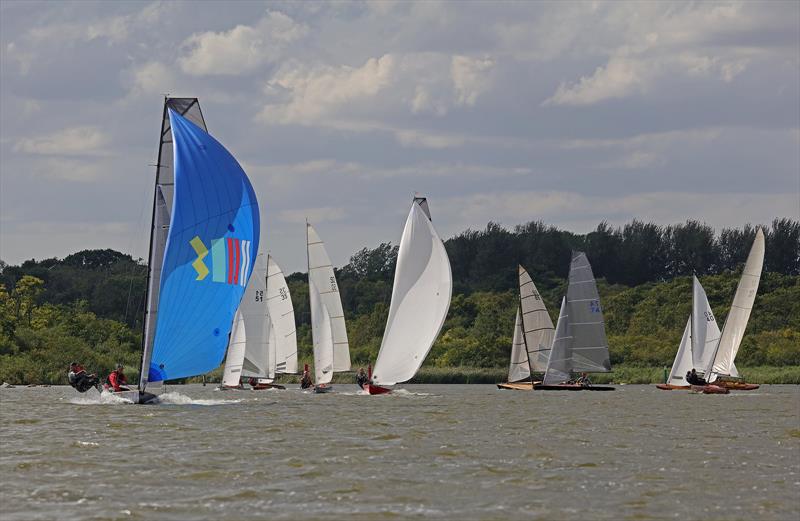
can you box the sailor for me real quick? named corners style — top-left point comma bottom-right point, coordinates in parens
top-left (686, 368), bottom-right (706, 386)
top-left (300, 365), bottom-right (313, 389)
top-left (576, 372), bottom-right (591, 387)
top-left (356, 367), bottom-right (368, 389)
top-left (67, 362), bottom-right (100, 393)
top-left (105, 364), bottom-right (130, 392)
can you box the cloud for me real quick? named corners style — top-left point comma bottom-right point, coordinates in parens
top-left (451, 55), bottom-right (494, 106)
top-left (544, 57), bottom-right (647, 106)
top-left (14, 126), bottom-right (110, 156)
top-left (179, 11), bottom-right (308, 76)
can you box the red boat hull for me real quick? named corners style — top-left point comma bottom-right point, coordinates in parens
top-left (365, 383), bottom-right (391, 395)
top-left (691, 384), bottom-right (730, 394)
top-left (656, 384), bottom-right (690, 390)
top-left (717, 381), bottom-right (760, 391)
top-left (533, 384), bottom-right (615, 391)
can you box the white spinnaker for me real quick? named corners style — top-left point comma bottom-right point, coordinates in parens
top-left (519, 266), bottom-right (554, 372)
top-left (712, 229), bottom-right (765, 377)
top-left (690, 276), bottom-right (721, 376)
top-left (543, 297), bottom-right (570, 385)
top-left (306, 223), bottom-right (350, 372)
top-left (222, 309), bottom-right (246, 387)
top-left (266, 255), bottom-right (298, 374)
top-left (372, 200), bottom-right (453, 386)
top-left (507, 308), bottom-right (529, 382)
top-left (666, 318), bottom-right (693, 386)
top-left (310, 280), bottom-right (334, 385)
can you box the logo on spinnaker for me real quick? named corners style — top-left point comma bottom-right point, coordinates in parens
top-left (190, 235), bottom-right (252, 286)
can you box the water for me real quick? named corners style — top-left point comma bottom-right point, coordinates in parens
top-left (1, 384), bottom-right (798, 520)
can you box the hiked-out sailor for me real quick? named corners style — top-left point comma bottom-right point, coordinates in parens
top-left (356, 367), bottom-right (368, 389)
top-left (68, 362), bottom-right (100, 393)
top-left (300, 365), bottom-right (313, 389)
top-left (105, 364), bottom-right (130, 392)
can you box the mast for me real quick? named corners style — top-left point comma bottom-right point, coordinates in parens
top-left (138, 98), bottom-right (168, 393)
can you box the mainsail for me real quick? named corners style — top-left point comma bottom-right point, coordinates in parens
top-left (542, 252), bottom-right (611, 384)
top-left (266, 255), bottom-right (298, 374)
top-left (711, 229), bottom-right (765, 378)
top-left (310, 280), bottom-right (334, 385)
top-left (372, 197), bottom-right (453, 386)
top-left (306, 223), bottom-right (350, 371)
top-left (518, 266), bottom-right (554, 373)
top-left (142, 107), bottom-right (259, 386)
top-left (691, 276), bottom-right (721, 377)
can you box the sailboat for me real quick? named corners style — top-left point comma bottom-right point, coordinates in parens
top-left (657, 276), bottom-right (722, 391)
top-left (365, 196), bottom-right (453, 395)
top-left (535, 252), bottom-right (614, 391)
top-left (265, 254), bottom-right (299, 377)
top-left (497, 265), bottom-right (555, 390)
top-left (306, 222), bottom-right (350, 392)
top-left (708, 229), bottom-right (764, 390)
top-left (127, 97), bottom-right (260, 404)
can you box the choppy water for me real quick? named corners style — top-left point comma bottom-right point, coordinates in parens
top-left (1, 384), bottom-right (798, 521)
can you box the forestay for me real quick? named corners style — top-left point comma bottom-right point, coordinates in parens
top-left (519, 266), bottom-right (554, 373)
top-left (372, 198), bottom-right (453, 386)
top-left (145, 109), bottom-right (259, 385)
top-left (310, 280), bottom-right (334, 385)
top-left (306, 223), bottom-right (350, 372)
top-left (266, 255), bottom-right (298, 374)
top-left (711, 229), bottom-right (765, 378)
top-left (690, 276), bottom-right (721, 377)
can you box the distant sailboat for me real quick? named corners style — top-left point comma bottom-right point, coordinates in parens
top-left (535, 252), bottom-right (614, 391)
top-left (306, 223), bottom-right (349, 392)
top-left (497, 265), bottom-right (554, 391)
top-left (130, 97), bottom-right (260, 404)
top-left (266, 254), bottom-right (298, 376)
top-left (366, 196), bottom-right (453, 395)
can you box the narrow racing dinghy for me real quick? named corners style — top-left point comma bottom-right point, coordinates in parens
top-left (535, 252), bottom-right (614, 391)
top-left (366, 196), bottom-right (452, 395)
top-left (497, 266), bottom-right (554, 390)
top-left (133, 97), bottom-right (260, 404)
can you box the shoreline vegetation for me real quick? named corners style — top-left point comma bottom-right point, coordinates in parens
top-left (1, 218), bottom-right (797, 387)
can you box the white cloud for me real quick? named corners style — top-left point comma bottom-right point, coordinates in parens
top-left (14, 126), bottom-right (109, 156)
top-left (544, 57), bottom-right (648, 106)
top-left (451, 55), bottom-right (494, 106)
top-left (179, 11), bottom-right (308, 76)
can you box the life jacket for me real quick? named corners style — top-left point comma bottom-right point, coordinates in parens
top-left (106, 370), bottom-right (127, 391)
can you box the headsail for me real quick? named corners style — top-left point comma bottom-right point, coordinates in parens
top-left (266, 255), bottom-right (298, 374)
top-left (690, 276), bottom-right (721, 376)
top-left (310, 280), bottom-right (334, 385)
top-left (519, 265), bottom-right (554, 372)
top-left (507, 308), bottom-right (529, 383)
top-left (543, 298), bottom-right (570, 385)
top-left (145, 108), bottom-right (259, 385)
top-left (665, 318), bottom-right (693, 386)
top-left (306, 223), bottom-right (350, 371)
top-left (222, 309), bottom-right (247, 387)
top-left (372, 197), bottom-right (453, 386)
top-left (711, 229), bottom-right (765, 377)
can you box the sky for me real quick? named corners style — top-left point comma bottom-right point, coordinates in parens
top-left (1, 0), bottom-right (798, 273)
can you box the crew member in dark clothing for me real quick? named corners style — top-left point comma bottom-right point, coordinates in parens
top-left (68, 362), bottom-right (100, 393)
top-left (105, 364), bottom-right (130, 392)
top-left (300, 364), bottom-right (313, 389)
top-left (356, 367), bottom-right (368, 389)
top-left (686, 369), bottom-right (706, 386)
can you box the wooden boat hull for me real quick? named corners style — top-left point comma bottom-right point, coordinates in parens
top-left (496, 381), bottom-right (541, 391)
top-left (365, 383), bottom-right (391, 395)
top-left (533, 384), bottom-right (615, 391)
top-left (251, 383), bottom-right (286, 390)
top-left (716, 381), bottom-right (759, 391)
top-left (313, 384), bottom-right (333, 394)
top-left (691, 384), bottom-right (730, 394)
top-left (655, 384), bottom-right (690, 390)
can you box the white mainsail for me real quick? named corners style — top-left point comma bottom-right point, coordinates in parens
top-left (691, 276), bottom-right (722, 377)
top-left (266, 255), bottom-right (298, 374)
top-left (306, 223), bottom-right (350, 371)
top-left (666, 318), bottom-right (693, 386)
top-left (310, 280), bottom-right (334, 385)
top-left (507, 308), bottom-right (529, 382)
top-left (221, 254), bottom-right (270, 385)
top-left (372, 197), bottom-right (453, 386)
top-left (711, 229), bottom-right (765, 378)
top-left (519, 265), bottom-right (554, 373)
top-left (542, 252), bottom-right (611, 384)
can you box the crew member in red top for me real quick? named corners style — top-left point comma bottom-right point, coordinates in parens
top-left (105, 364), bottom-right (130, 392)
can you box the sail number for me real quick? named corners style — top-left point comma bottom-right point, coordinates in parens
top-left (589, 300), bottom-right (601, 313)
top-left (704, 311), bottom-right (715, 323)
top-left (330, 276), bottom-right (338, 292)
top-left (255, 290), bottom-right (264, 302)
top-left (532, 290), bottom-right (542, 301)
top-left (279, 287), bottom-right (289, 301)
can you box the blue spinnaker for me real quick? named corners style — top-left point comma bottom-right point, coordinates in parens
top-left (148, 109), bottom-right (260, 383)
